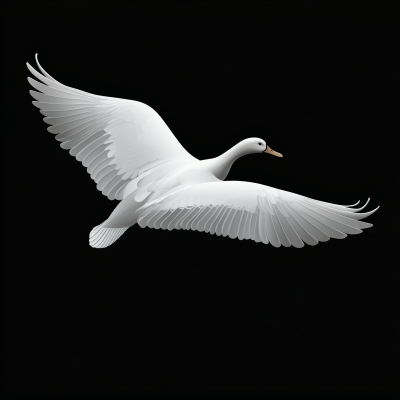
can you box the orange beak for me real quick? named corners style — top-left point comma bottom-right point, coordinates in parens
top-left (264, 145), bottom-right (283, 157)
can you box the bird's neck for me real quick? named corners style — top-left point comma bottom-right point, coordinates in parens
top-left (217, 143), bottom-right (246, 165)
top-left (201, 144), bottom-right (246, 180)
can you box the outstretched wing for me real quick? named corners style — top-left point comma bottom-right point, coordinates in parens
top-left (136, 180), bottom-right (379, 248)
top-left (27, 54), bottom-right (198, 200)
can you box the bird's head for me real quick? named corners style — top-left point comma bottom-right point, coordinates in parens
top-left (240, 138), bottom-right (283, 157)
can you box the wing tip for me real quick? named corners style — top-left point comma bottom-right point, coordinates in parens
top-left (367, 204), bottom-right (379, 214)
top-left (367, 204), bottom-right (380, 217)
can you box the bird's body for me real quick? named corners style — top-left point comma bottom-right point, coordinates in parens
top-left (27, 54), bottom-right (379, 248)
top-left (102, 149), bottom-right (264, 229)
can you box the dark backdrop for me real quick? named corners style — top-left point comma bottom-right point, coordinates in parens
top-left (2, 1), bottom-right (398, 399)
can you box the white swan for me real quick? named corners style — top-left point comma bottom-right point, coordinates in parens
top-left (27, 54), bottom-right (379, 249)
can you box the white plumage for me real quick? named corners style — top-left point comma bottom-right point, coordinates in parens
top-left (27, 54), bottom-right (379, 248)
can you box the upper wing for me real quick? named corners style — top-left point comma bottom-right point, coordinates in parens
top-left (135, 180), bottom-right (379, 248)
top-left (27, 54), bottom-right (198, 200)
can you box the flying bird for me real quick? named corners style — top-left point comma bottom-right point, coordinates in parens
top-left (27, 54), bottom-right (379, 248)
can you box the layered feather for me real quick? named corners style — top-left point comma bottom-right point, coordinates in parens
top-left (27, 54), bottom-right (197, 200)
top-left (136, 181), bottom-right (379, 248)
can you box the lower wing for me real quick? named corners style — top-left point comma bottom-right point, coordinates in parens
top-left (135, 181), bottom-right (379, 248)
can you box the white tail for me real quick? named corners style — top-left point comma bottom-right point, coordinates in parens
top-left (89, 223), bottom-right (129, 248)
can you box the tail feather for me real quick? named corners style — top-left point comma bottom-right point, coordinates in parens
top-left (89, 223), bottom-right (129, 248)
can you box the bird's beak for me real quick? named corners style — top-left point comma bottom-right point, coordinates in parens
top-left (264, 145), bottom-right (283, 157)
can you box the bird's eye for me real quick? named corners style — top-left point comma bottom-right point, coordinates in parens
top-left (258, 143), bottom-right (262, 146)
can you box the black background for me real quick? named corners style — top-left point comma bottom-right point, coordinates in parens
top-left (2, 1), bottom-right (398, 399)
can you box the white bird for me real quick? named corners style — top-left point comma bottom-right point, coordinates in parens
top-left (27, 54), bottom-right (379, 249)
